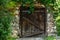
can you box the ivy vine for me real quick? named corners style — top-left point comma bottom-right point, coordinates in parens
top-left (21, 0), bottom-right (35, 14)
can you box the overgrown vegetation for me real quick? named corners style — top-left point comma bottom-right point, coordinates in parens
top-left (0, 0), bottom-right (16, 40)
top-left (53, 0), bottom-right (60, 36)
top-left (0, 0), bottom-right (60, 40)
top-left (45, 36), bottom-right (56, 40)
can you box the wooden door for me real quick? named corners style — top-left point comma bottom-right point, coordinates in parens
top-left (19, 6), bottom-right (46, 38)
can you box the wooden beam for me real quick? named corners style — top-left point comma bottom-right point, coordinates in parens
top-left (23, 17), bottom-right (44, 31)
top-left (22, 31), bottom-right (44, 37)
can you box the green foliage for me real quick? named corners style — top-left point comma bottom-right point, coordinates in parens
top-left (45, 36), bottom-right (56, 40)
top-left (0, 0), bottom-right (15, 40)
top-left (0, 10), bottom-right (14, 40)
top-left (39, 0), bottom-right (55, 6)
top-left (12, 0), bottom-right (35, 14)
top-left (5, 1), bottom-right (16, 9)
top-left (53, 0), bottom-right (60, 36)
top-left (0, 0), bottom-right (11, 6)
top-left (12, 0), bottom-right (55, 14)
top-left (20, 0), bottom-right (35, 14)
top-left (56, 16), bottom-right (60, 36)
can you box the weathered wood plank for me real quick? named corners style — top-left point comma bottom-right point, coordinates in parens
top-left (19, 6), bottom-right (46, 37)
top-left (23, 17), bottom-right (43, 31)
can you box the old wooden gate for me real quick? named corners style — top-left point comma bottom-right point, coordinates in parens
top-left (19, 6), bottom-right (47, 38)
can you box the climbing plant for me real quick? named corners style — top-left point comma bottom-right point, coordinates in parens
top-left (12, 0), bottom-right (35, 14)
top-left (54, 0), bottom-right (60, 36)
top-left (12, 0), bottom-right (55, 14)
top-left (0, 0), bottom-right (16, 40)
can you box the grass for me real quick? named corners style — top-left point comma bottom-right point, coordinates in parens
top-left (45, 36), bottom-right (56, 40)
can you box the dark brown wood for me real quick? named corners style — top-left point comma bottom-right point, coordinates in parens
top-left (22, 31), bottom-right (44, 37)
top-left (23, 17), bottom-right (43, 31)
top-left (19, 6), bottom-right (46, 38)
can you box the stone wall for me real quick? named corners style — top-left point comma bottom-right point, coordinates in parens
top-left (47, 13), bottom-right (56, 36)
top-left (11, 7), bottom-right (56, 38)
top-left (11, 6), bottom-right (20, 38)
